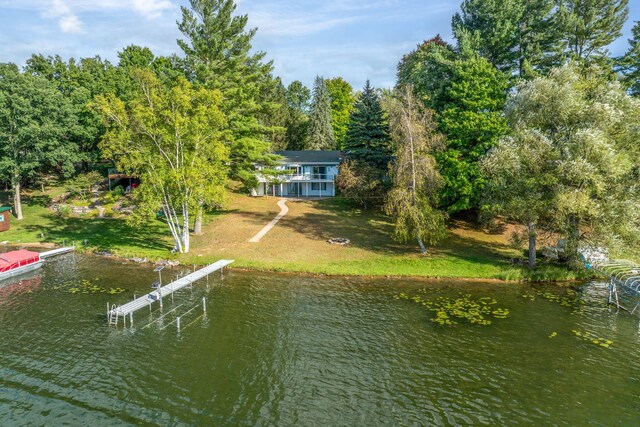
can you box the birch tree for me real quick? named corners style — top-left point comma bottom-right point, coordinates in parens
top-left (95, 70), bottom-right (228, 253)
top-left (385, 86), bottom-right (447, 253)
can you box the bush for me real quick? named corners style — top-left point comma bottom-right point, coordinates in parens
top-left (57, 205), bottom-right (72, 218)
top-left (111, 185), bottom-right (125, 198)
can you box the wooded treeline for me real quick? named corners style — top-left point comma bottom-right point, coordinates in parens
top-left (1, 0), bottom-right (640, 260)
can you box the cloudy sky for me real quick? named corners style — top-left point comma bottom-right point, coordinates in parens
top-left (0, 0), bottom-right (638, 89)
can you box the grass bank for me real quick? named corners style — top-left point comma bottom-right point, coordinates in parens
top-left (1, 188), bottom-right (591, 281)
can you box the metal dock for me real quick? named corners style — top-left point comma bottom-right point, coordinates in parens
top-left (107, 259), bottom-right (233, 326)
top-left (585, 255), bottom-right (640, 315)
top-left (40, 247), bottom-right (75, 258)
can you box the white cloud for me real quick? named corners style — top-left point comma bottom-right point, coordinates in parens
top-left (59, 13), bottom-right (83, 33)
top-left (132, 0), bottom-right (174, 20)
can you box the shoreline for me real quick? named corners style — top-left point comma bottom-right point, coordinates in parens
top-left (2, 242), bottom-right (589, 284)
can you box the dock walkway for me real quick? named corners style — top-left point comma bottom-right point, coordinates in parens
top-left (108, 259), bottom-right (234, 326)
top-left (40, 247), bottom-right (75, 258)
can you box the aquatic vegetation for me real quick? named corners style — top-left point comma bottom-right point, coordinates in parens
top-left (572, 330), bottom-right (613, 348)
top-left (395, 292), bottom-right (510, 326)
top-left (548, 332), bottom-right (557, 338)
top-left (48, 279), bottom-right (125, 295)
top-left (522, 288), bottom-right (581, 311)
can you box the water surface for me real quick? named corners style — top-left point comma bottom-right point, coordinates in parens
top-left (0, 254), bottom-right (638, 425)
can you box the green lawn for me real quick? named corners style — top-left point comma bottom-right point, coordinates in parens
top-left (1, 188), bottom-right (588, 281)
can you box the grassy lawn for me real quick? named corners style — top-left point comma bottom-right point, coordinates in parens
top-left (1, 188), bottom-right (587, 280)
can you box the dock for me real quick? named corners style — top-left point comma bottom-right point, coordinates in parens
top-left (107, 259), bottom-right (234, 326)
top-left (40, 247), bottom-right (75, 258)
top-left (585, 254), bottom-right (640, 315)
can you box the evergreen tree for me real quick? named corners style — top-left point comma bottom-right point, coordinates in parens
top-left (616, 21), bottom-right (640, 96)
top-left (305, 76), bottom-right (335, 150)
top-left (326, 77), bottom-right (355, 149)
top-left (284, 80), bottom-right (311, 150)
top-left (557, 0), bottom-right (629, 63)
top-left (452, 0), bottom-right (562, 78)
top-left (177, 0), bottom-right (279, 188)
top-left (344, 80), bottom-right (392, 169)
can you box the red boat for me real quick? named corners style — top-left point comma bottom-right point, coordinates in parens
top-left (0, 250), bottom-right (43, 281)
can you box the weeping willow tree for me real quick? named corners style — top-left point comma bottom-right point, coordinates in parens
top-left (385, 85), bottom-right (447, 254)
top-left (95, 70), bottom-right (229, 253)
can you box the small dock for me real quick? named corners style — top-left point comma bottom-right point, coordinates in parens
top-left (108, 259), bottom-right (233, 326)
top-left (40, 247), bottom-right (75, 258)
top-left (585, 255), bottom-right (640, 315)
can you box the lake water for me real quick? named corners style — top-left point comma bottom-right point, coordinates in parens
top-left (0, 254), bottom-right (638, 426)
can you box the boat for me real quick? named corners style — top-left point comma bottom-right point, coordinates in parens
top-left (0, 250), bottom-right (44, 281)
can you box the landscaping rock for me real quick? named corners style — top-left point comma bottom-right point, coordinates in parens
top-left (96, 250), bottom-right (115, 257)
top-left (155, 260), bottom-right (180, 267)
top-left (127, 257), bottom-right (148, 264)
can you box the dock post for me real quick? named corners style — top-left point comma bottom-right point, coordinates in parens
top-left (202, 297), bottom-right (206, 313)
top-left (130, 312), bottom-right (133, 326)
top-left (177, 316), bottom-right (181, 332)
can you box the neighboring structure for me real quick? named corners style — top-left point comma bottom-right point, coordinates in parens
top-left (0, 207), bottom-right (11, 232)
top-left (253, 151), bottom-right (344, 197)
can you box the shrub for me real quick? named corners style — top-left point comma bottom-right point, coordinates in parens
top-left (57, 205), bottom-right (72, 218)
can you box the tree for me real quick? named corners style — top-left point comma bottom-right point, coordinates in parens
top-left (385, 86), bottom-right (447, 253)
top-left (305, 76), bottom-right (335, 150)
top-left (0, 63), bottom-right (78, 220)
top-left (177, 0), bottom-right (279, 188)
top-left (344, 80), bottom-right (392, 169)
top-left (616, 21), bottom-right (640, 96)
top-left (95, 71), bottom-right (228, 253)
top-left (452, 0), bottom-right (562, 78)
top-left (284, 80), bottom-right (311, 149)
top-left (326, 77), bottom-right (355, 149)
top-left (336, 160), bottom-right (386, 209)
top-left (482, 64), bottom-right (640, 267)
top-left (557, 0), bottom-right (629, 63)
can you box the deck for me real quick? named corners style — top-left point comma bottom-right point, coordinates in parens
top-left (107, 259), bottom-right (234, 326)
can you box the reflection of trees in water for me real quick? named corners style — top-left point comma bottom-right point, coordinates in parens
top-left (0, 274), bottom-right (42, 307)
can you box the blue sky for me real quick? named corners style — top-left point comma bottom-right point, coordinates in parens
top-left (0, 0), bottom-right (638, 89)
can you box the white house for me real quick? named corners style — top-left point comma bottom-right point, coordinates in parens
top-left (252, 151), bottom-right (344, 197)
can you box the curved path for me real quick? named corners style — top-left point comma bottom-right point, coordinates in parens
top-left (248, 199), bottom-right (289, 243)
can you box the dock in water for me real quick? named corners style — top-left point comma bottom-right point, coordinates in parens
top-left (108, 259), bottom-right (234, 326)
top-left (40, 247), bottom-right (75, 258)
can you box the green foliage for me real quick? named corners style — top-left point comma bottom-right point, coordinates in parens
top-left (335, 160), bottom-right (386, 209)
top-left (344, 80), bottom-right (392, 169)
top-left (284, 80), bottom-right (311, 149)
top-left (557, 0), bottom-right (629, 63)
top-left (616, 21), bottom-right (640, 96)
top-left (0, 63), bottom-right (79, 219)
top-left (386, 87), bottom-right (447, 251)
top-left (452, 0), bottom-right (563, 78)
top-left (483, 64), bottom-right (640, 265)
top-left (65, 171), bottom-right (103, 201)
top-left (305, 76), bottom-right (335, 150)
top-left (177, 0), bottom-right (278, 188)
top-left (326, 77), bottom-right (355, 149)
top-left (111, 185), bottom-right (125, 198)
top-left (95, 70), bottom-right (229, 253)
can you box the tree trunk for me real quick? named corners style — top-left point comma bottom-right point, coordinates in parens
top-left (13, 177), bottom-right (23, 220)
top-left (528, 221), bottom-right (536, 270)
top-left (417, 238), bottom-right (427, 255)
top-left (194, 204), bottom-right (203, 235)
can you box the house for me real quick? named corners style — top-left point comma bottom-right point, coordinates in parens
top-left (0, 207), bottom-right (11, 232)
top-left (252, 151), bottom-right (344, 197)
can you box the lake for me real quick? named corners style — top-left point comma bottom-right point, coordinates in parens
top-left (0, 254), bottom-right (638, 425)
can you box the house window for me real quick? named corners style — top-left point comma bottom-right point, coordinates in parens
top-left (0, 215), bottom-right (4, 222)
top-left (312, 166), bottom-right (327, 178)
top-left (311, 183), bottom-right (327, 191)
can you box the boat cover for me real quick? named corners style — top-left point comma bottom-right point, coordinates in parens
top-left (0, 250), bottom-right (41, 273)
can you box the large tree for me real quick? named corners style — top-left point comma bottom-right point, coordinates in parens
top-left (95, 71), bottom-right (228, 253)
top-left (482, 64), bottom-right (640, 267)
top-left (326, 77), bottom-right (355, 149)
top-left (305, 76), bottom-right (335, 150)
top-left (0, 63), bottom-right (78, 220)
top-left (385, 86), bottom-right (447, 253)
top-left (344, 80), bottom-right (392, 170)
top-left (557, 0), bottom-right (629, 63)
top-left (616, 21), bottom-right (640, 96)
top-left (284, 80), bottom-right (311, 150)
top-left (452, 0), bottom-right (562, 78)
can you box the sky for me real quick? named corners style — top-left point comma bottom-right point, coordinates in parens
top-left (0, 0), bottom-right (638, 90)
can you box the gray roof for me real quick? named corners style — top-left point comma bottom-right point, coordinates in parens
top-left (274, 151), bottom-right (344, 164)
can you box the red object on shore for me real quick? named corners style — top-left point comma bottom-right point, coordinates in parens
top-left (0, 250), bottom-right (41, 273)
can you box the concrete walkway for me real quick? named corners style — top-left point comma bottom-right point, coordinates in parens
top-left (249, 199), bottom-right (289, 243)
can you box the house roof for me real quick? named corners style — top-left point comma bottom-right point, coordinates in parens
top-left (274, 151), bottom-right (344, 164)
top-left (0, 207), bottom-right (11, 214)
top-left (0, 250), bottom-right (40, 269)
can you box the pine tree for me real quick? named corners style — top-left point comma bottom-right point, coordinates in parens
top-left (616, 21), bottom-right (640, 96)
top-left (452, 0), bottom-right (563, 78)
top-left (344, 80), bottom-right (392, 169)
top-left (557, 0), bottom-right (629, 63)
top-left (305, 76), bottom-right (335, 150)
